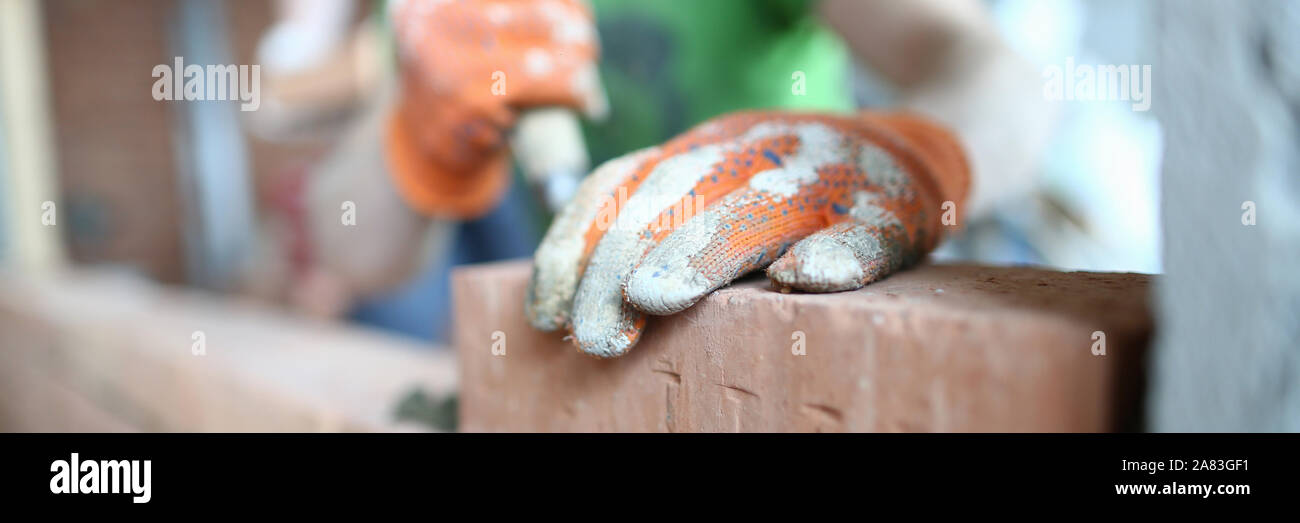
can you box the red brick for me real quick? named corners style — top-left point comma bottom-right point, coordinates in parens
top-left (454, 260), bottom-right (1151, 432)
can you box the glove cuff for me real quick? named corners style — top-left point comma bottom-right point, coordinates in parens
top-left (384, 112), bottom-right (510, 220)
top-left (858, 111), bottom-right (971, 215)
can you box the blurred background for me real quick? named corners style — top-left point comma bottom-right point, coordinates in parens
top-left (0, 0), bottom-right (1293, 432)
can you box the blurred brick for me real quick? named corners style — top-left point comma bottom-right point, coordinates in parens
top-left (0, 270), bottom-right (457, 432)
top-left (0, 365), bottom-right (139, 433)
top-left (43, 0), bottom-right (186, 281)
top-left (41, 0), bottom-right (327, 283)
top-left (454, 260), bottom-right (1152, 432)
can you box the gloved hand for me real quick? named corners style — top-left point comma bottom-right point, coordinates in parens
top-left (386, 0), bottom-right (606, 219)
top-left (526, 111), bottom-right (970, 357)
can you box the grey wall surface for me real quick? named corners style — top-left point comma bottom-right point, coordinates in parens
top-left (1149, 0), bottom-right (1300, 431)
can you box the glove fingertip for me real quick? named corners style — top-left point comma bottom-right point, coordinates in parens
top-left (526, 308), bottom-right (568, 332)
top-left (765, 236), bottom-right (870, 293)
top-left (572, 328), bottom-right (634, 358)
top-left (569, 306), bottom-right (646, 357)
top-left (624, 263), bottom-right (708, 316)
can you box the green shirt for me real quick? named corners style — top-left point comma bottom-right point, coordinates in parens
top-left (585, 0), bottom-right (852, 164)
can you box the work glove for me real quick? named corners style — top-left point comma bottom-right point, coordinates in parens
top-left (385, 0), bottom-right (607, 219)
top-left (526, 111), bottom-right (970, 357)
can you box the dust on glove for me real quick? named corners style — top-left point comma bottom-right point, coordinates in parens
top-left (526, 110), bottom-right (969, 357)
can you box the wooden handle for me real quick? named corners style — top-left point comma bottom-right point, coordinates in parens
top-left (512, 108), bottom-right (589, 211)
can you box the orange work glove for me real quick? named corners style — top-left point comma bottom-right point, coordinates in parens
top-left (386, 0), bottom-right (606, 219)
top-left (526, 111), bottom-right (970, 357)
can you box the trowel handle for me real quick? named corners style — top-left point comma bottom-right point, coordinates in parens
top-left (511, 108), bottom-right (590, 212)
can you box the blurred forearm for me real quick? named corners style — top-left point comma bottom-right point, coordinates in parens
top-left (820, 0), bottom-right (1057, 218)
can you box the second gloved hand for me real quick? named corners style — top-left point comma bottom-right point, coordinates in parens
top-left (526, 111), bottom-right (970, 357)
top-left (386, 0), bottom-right (606, 219)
